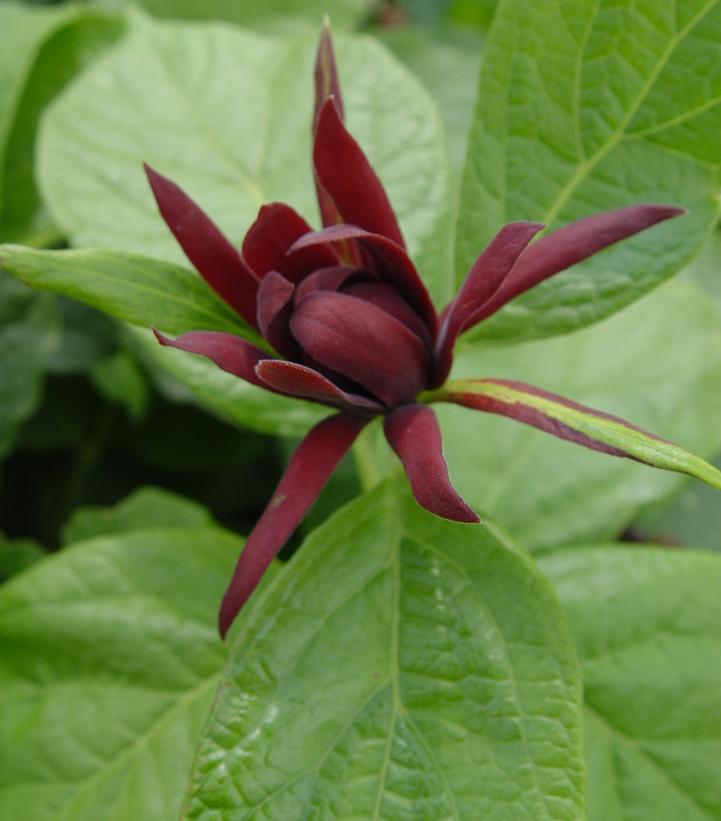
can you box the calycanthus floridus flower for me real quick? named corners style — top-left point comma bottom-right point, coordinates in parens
top-left (145, 23), bottom-right (721, 638)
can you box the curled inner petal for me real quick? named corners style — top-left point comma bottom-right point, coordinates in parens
top-left (291, 223), bottom-right (437, 334)
top-left (290, 291), bottom-right (430, 407)
top-left (256, 271), bottom-right (296, 357)
top-left (243, 202), bottom-right (339, 282)
top-left (256, 360), bottom-right (383, 414)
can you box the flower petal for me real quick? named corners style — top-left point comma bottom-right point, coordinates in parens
top-left (291, 223), bottom-right (437, 333)
top-left (144, 164), bottom-right (259, 328)
top-left (294, 265), bottom-right (367, 305)
top-left (313, 99), bottom-right (405, 248)
top-left (384, 404), bottom-right (479, 523)
top-left (311, 21), bottom-right (351, 233)
top-left (342, 281), bottom-right (431, 346)
top-left (256, 270), bottom-right (296, 357)
top-left (154, 329), bottom-right (269, 388)
top-left (432, 221), bottom-right (543, 386)
top-left (218, 412), bottom-right (368, 637)
top-left (468, 204), bottom-right (685, 325)
top-left (313, 17), bottom-right (344, 130)
top-left (256, 360), bottom-right (383, 414)
top-left (290, 290), bottom-right (430, 406)
top-left (431, 378), bottom-right (721, 491)
top-left (242, 202), bottom-right (339, 282)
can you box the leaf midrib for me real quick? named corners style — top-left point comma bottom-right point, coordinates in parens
top-left (541, 0), bottom-right (719, 229)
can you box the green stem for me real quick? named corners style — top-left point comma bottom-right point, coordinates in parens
top-left (352, 423), bottom-right (383, 492)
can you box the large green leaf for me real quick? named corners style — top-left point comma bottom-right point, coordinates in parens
top-left (437, 277), bottom-right (721, 550)
top-left (0, 271), bottom-right (60, 459)
top-left (0, 524), bottom-right (271, 821)
top-left (61, 485), bottom-right (213, 545)
top-left (457, 0), bottom-right (721, 344)
top-left (0, 7), bottom-right (123, 244)
top-left (38, 14), bottom-right (454, 306)
top-left (376, 24), bottom-right (482, 173)
top-left (540, 545), bottom-right (721, 820)
top-left (184, 481), bottom-right (585, 819)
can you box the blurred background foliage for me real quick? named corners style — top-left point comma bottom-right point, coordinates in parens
top-left (0, 0), bottom-right (719, 581)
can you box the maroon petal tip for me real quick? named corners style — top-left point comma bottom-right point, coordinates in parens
top-left (384, 405), bottom-right (479, 524)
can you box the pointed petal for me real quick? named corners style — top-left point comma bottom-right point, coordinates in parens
top-left (433, 221), bottom-right (543, 386)
top-left (291, 223), bottom-right (437, 333)
top-left (256, 270), bottom-right (296, 356)
top-left (384, 405), bottom-right (479, 523)
top-left (218, 412), bottom-right (367, 637)
top-left (313, 17), bottom-right (344, 129)
top-left (242, 202), bottom-right (339, 283)
top-left (290, 291), bottom-right (430, 406)
top-left (313, 99), bottom-right (405, 248)
top-left (144, 164), bottom-right (259, 328)
top-left (432, 378), bottom-right (721, 491)
top-left (154, 329), bottom-right (269, 388)
top-left (471, 205), bottom-right (685, 324)
top-left (256, 360), bottom-right (383, 414)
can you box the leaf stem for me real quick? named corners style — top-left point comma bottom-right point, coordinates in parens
top-left (352, 421), bottom-right (384, 492)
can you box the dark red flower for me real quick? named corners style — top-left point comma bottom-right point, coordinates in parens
top-left (145, 22), bottom-right (693, 638)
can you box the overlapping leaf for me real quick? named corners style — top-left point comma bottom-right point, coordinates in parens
top-left (0, 523), bottom-right (275, 821)
top-left (458, 0), bottom-right (721, 343)
top-left (540, 545), bottom-right (721, 820)
top-left (184, 482), bottom-right (585, 820)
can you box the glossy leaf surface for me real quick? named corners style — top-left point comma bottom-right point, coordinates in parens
top-left (457, 0), bottom-right (721, 343)
top-left (0, 524), bottom-right (276, 820)
top-left (184, 482), bottom-right (585, 819)
top-left (540, 545), bottom-right (721, 820)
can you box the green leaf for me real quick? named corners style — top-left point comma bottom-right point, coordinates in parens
top-left (436, 277), bottom-right (721, 550)
top-left (0, 524), bottom-right (273, 820)
top-left (0, 2), bottom-right (71, 233)
top-left (47, 298), bottom-right (119, 375)
top-left (89, 350), bottom-right (149, 420)
top-left (0, 7), bottom-right (124, 244)
top-left (61, 485), bottom-right (213, 545)
top-left (184, 481), bottom-right (585, 819)
top-left (38, 14), bottom-right (454, 305)
top-left (633, 453), bottom-right (721, 550)
top-left (91, 0), bottom-right (372, 32)
top-left (0, 534), bottom-right (45, 581)
top-left (0, 270), bottom-right (60, 459)
top-left (457, 0), bottom-right (721, 344)
top-left (539, 545), bottom-right (721, 820)
top-left (376, 24), bottom-right (482, 173)
top-left (0, 246), bottom-right (253, 338)
top-left (128, 326), bottom-right (326, 437)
